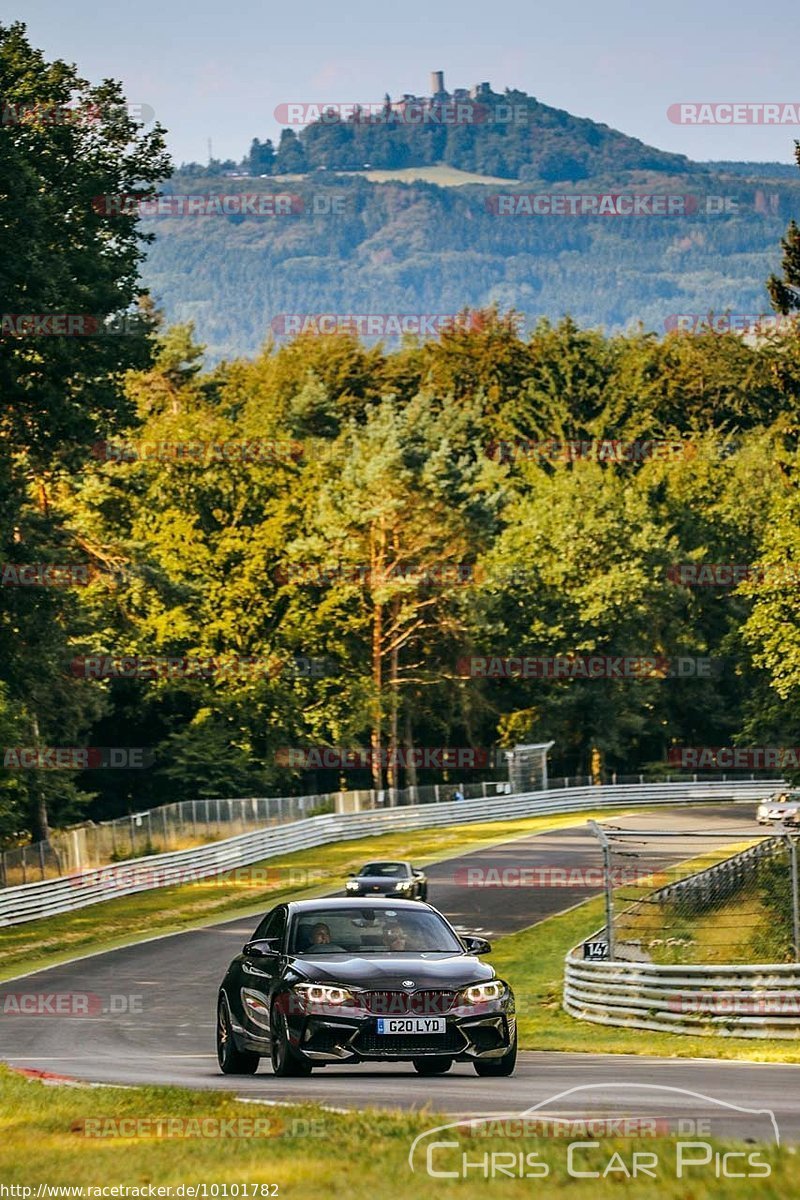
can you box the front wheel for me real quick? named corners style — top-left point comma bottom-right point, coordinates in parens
top-left (217, 995), bottom-right (260, 1075)
top-left (473, 1033), bottom-right (517, 1077)
top-left (412, 1056), bottom-right (452, 1075)
top-left (270, 1003), bottom-right (313, 1077)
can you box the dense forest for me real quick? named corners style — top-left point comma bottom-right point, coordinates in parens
top-left (3, 22), bottom-right (800, 847)
top-left (141, 169), bottom-right (800, 361)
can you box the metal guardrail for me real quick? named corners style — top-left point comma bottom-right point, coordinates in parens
top-left (0, 780), bottom-right (508, 886)
top-left (564, 832), bottom-right (800, 1038)
top-left (564, 958), bottom-right (800, 1039)
top-left (0, 779), bottom-right (779, 928)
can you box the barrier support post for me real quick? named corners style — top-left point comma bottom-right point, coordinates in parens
top-left (788, 834), bottom-right (800, 964)
top-left (588, 819), bottom-right (615, 960)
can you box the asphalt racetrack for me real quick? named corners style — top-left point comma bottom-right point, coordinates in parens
top-left (2, 802), bottom-right (798, 1141)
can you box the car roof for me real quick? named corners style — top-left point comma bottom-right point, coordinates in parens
top-left (286, 897), bottom-right (429, 913)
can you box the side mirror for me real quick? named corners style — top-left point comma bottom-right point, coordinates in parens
top-left (462, 935), bottom-right (491, 955)
top-left (412, 869), bottom-right (422, 877)
top-left (243, 938), bottom-right (279, 957)
top-left (347, 872), bottom-right (356, 877)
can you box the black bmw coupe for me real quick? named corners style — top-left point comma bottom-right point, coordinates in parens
top-left (217, 898), bottom-right (516, 1077)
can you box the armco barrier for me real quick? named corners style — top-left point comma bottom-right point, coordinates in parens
top-left (0, 779), bottom-right (780, 927)
top-left (564, 957), bottom-right (800, 1039)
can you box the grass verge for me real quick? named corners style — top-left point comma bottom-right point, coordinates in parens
top-left (0, 1064), bottom-right (793, 1197)
top-left (0, 809), bottom-right (620, 983)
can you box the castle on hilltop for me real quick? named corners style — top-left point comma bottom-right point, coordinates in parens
top-left (388, 71), bottom-right (494, 117)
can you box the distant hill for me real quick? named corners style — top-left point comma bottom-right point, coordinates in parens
top-left (147, 78), bottom-right (799, 361)
top-left (183, 76), bottom-right (701, 183)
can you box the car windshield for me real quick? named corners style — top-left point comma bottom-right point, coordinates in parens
top-left (358, 862), bottom-right (407, 877)
top-left (289, 907), bottom-right (462, 954)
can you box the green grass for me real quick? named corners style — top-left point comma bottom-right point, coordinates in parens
top-left (0, 809), bottom-right (620, 983)
top-left (0, 1065), bottom-right (794, 1197)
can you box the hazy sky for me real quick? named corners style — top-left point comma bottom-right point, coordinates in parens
top-left (13, 0), bottom-right (800, 166)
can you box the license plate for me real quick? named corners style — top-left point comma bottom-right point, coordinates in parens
top-left (376, 1017), bottom-right (446, 1034)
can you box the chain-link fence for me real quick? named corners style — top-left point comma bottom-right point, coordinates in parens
top-left (587, 817), bottom-right (800, 966)
top-left (1, 767), bottom-right (787, 889)
top-left (0, 779), bottom-right (511, 887)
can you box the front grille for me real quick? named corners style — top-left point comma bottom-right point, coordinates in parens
top-left (355, 1025), bottom-right (464, 1055)
top-left (362, 990), bottom-right (455, 1015)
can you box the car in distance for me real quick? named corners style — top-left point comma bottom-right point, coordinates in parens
top-left (345, 860), bottom-right (428, 900)
top-left (756, 791), bottom-right (800, 826)
top-left (216, 898), bottom-right (516, 1079)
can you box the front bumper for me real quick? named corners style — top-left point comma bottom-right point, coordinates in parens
top-left (290, 1001), bottom-right (515, 1063)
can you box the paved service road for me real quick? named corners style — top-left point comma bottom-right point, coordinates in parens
top-left (3, 802), bottom-right (796, 1141)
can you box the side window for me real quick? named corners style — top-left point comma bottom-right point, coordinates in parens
top-left (253, 908), bottom-right (280, 941)
top-left (271, 907), bottom-right (288, 949)
top-left (253, 906), bottom-right (288, 946)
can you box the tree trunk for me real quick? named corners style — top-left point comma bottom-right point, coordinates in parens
top-left (404, 710), bottom-right (417, 789)
top-left (386, 623), bottom-right (399, 799)
top-left (31, 713), bottom-right (50, 842)
top-left (369, 524), bottom-right (386, 791)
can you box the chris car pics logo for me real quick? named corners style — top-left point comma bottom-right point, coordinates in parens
top-left (408, 1083), bottom-right (778, 1180)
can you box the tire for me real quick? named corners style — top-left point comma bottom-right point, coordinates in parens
top-left (413, 1056), bottom-right (452, 1075)
top-left (270, 1002), bottom-right (313, 1077)
top-left (473, 1033), bottom-right (517, 1077)
top-left (217, 995), bottom-right (260, 1075)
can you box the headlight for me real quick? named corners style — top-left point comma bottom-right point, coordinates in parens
top-left (455, 980), bottom-right (507, 1005)
top-left (346, 879), bottom-right (360, 890)
top-left (293, 983), bottom-right (358, 1006)
top-left (394, 879), bottom-right (413, 891)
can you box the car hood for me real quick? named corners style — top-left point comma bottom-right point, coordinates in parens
top-left (287, 953), bottom-right (494, 989)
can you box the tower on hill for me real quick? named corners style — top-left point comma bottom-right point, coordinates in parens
top-left (430, 70), bottom-right (446, 97)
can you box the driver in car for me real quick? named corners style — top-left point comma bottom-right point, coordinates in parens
top-left (383, 924), bottom-right (409, 951)
top-left (310, 922), bottom-right (332, 945)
